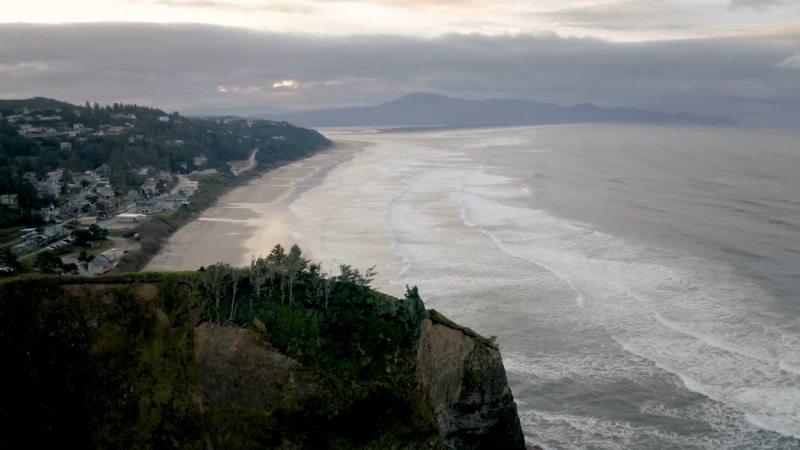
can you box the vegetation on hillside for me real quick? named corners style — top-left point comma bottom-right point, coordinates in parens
top-left (0, 247), bottom-right (439, 448)
top-left (0, 97), bottom-right (330, 206)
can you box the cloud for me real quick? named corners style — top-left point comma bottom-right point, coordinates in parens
top-left (0, 23), bottom-right (798, 125)
top-left (135, 0), bottom-right (319, 14)
top-left (535, 1), bottom-right (697, 31)
top-left (778, 51), bottom-right (800, 69)
top-left (728, 0), bottom-right (784, 10)
top-left (272, 80), bottom-right (299, 89)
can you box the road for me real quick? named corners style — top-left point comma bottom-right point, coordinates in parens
top-left (231, 148), bottom-right (260, 176)
top-left (170, 174), bottom-right (191, 195)
top-left (241, 148), bottom-right (259, 172)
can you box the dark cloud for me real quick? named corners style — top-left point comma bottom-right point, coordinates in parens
top-left (0, 23), bottom-right (798, 126)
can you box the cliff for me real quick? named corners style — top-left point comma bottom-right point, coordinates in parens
top-left (0, 268), bottom-right (525, 449)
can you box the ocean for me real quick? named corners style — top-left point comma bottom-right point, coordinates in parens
top-left (285, 124), bottom-right (800, 449)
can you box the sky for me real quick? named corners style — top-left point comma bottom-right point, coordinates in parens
top-left (1, 0), bottom-right (799, 125)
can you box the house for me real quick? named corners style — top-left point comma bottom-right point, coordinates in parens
top-left (157, 195), bottom-right (189, 211)
top-left (95, 164), bottom-right (110, 176)
top-left (12, 241), bottom-right (38, 255)
top-left (118, 213), bottom-right (146, 223)
top-left (127, 190), bottom-right (141, 201)
top-left (41, 224), bottom-right (65, 242)
top-left (96, 199), bottom-right (117, 216)
top-left (166, 139), bottom-right (184, 146)
top-left (96, 187), bottom-right (115, 200)
top-left (181, 185), bottom-right (197, 197)
top-left (46, 169), bottom-right (64, 183)
top-left (40, 203), bottom-right (59, 222)
top-left (78, 249), bottom-right (122, 276)
top-left (67, 185), bottom-right (83, 197)
top-left (136, 201), bottom-right (162, 215)
top-left (73, 123), bottom-right (84, 130)
top-left (193, 156), bottom-right (208, 167)
top-left (37, 180), bottom-right (60, 197)
top-left (142, 178), bottom-right (158, 195)
top-left (60, 142), bottom-right (72, 150)
top-left (96, 180), bottom-right (111, 190)
top-left (158, 116), bottom-right (170, 122)
top-left (0, 194), bottom-right (19, 208)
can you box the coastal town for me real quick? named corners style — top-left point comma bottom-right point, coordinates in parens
top-left (0, 98), bottom-right (326, 276)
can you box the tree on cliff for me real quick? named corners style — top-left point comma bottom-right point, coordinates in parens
top-left (203, 263), bottom-right (230, 324)
top-left (0, 247), bottom-right (24, 276)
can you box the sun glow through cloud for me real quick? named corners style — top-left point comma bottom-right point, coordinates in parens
top-left (272, 80), bottom-right (299, 89)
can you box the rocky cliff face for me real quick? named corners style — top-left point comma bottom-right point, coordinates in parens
top-left (0, 275), bottom-right (527, 449)
top-left (417, 317), bottom-right (526, 449)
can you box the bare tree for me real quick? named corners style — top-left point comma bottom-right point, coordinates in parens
top-left (248, 256), bottom-right (262, 310)
top-left (204, 263), bottom-right (230, 324)
top-left (228, 269), bottom-right (243, 323)
top-left (323, 271), bottom-right (334, 314)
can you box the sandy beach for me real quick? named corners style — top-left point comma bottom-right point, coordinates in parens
top-left (144, 140), bottom-right (371, 271)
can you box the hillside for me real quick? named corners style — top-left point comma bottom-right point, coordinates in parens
top-left (0, 245), bottom-right (527, 449)
top-left (0, 97), bottom-right (330, 213)
top-left (264, 92), bottom-right (735, 127)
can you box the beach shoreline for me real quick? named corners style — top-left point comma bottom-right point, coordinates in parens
top-left (144, 140), bottom-right (371, 271)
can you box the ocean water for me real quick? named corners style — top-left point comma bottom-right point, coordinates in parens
top-left (287, 125), bottom-right (800, 449)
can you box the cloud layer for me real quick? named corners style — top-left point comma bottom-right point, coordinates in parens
top-left (0, 23), bottom-right (798, 126)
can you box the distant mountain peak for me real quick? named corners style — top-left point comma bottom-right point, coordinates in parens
top-left (264, 93), bottom-right (735, 128)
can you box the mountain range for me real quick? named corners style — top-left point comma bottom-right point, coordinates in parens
top-left (263, 93), bottom-right (735, 128)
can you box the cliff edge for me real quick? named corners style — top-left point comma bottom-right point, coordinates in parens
top-left (0, 269), bottom-right (527, 449)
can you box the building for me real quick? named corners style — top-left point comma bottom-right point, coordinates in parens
top-left (97, 198), bottom-right (118, 215)
top-left (0, 194), bottom-right (19, 208)
top-left (127, 189), bottom-right (141, 201)
top-left (96, 187), bottom-right (115, 201)
top-left (193, 156), bottom-right (208, 167)
top-left (118, 213), bottom-right (146, 223)
top-left (60, 142), bottom-right (72, 150)
top-left (79, 216), bottom-right (97, 226)
top-left (78, 249), bottom-right (122, 276)
top-left (142, 178), bottom-right (158, 196)
top-left (46, 169), bottom-right (64, 183)
top-left (136, 201), bottom-right (162, 215)
top-left (73, 123), bottom-right (84, 130)
top-left (41, 224), bottom-right (65, 242)
top-left (158, 116), bottom-right (170, 122)
top-left (156, 195), bottom-right (189, 211)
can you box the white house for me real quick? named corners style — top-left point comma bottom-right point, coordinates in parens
top-left (0, 194), bottom-right (19, 208)
top-left (158, 116), bottom-right (170, 123)
top-left (118, 213), bottom-right (146, 223)
top-left (73, 123), bottom-right (84, 130)
top-left (136, 201), bottom-right (162, 215)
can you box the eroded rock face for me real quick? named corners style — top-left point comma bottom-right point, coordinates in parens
top-left (417, 319), bottom-right (526, 450)
top-left (195, 322), bottom-right (321, 413)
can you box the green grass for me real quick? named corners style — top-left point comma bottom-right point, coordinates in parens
top-left (228, 159), bottom-right (249, 169)
top-left (148, 209), bottom-right (177, 219)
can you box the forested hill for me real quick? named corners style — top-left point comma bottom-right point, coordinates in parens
top-left (0, 97), bottom-right (330, 202)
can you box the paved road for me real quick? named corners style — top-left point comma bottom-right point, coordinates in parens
top-left (241, 148), bottom-right (259, 172)
top-left (170, 174), bottom-right (191, 195)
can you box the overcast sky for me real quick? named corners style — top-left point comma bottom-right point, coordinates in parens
top-left (2, 0), bottom-right (799, 125)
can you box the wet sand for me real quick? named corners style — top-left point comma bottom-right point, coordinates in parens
top-left (145, 140), bottom-right (371, 271)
